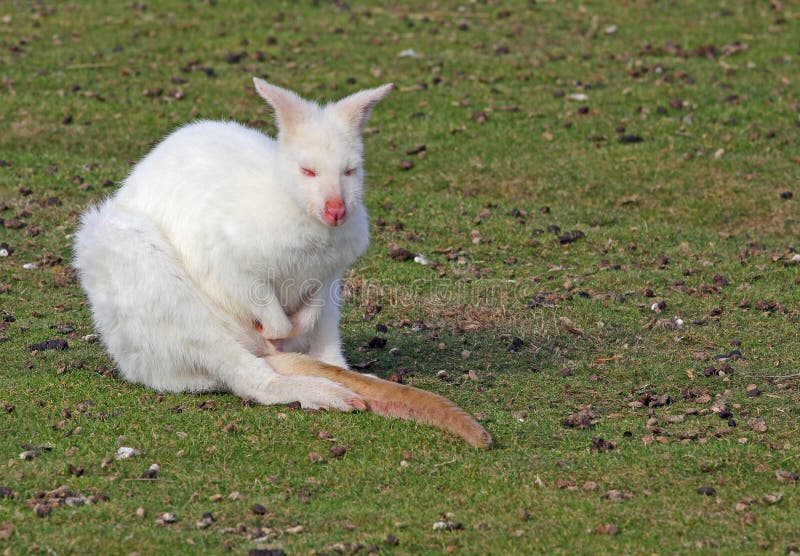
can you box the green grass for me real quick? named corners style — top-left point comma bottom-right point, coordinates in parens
top-left (2, 1), bottom-right (799, 554)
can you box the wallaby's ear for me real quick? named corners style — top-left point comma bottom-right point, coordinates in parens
top-left (333, 83), bottom-right (393, 133)
top-left (253, 77), bottom-right (308, 132)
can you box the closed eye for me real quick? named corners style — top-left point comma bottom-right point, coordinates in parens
top-left (301, 167), bottom-right (317, 177)
top-left (344, 167), bottom-right (357, 176)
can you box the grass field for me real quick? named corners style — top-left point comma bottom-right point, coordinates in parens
top-left (1, 1), bottom-right (799, 554)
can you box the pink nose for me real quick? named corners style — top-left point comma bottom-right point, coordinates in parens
top-left (323, 198), bottom-right (347, 225)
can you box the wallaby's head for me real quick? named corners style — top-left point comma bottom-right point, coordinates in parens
top-left (253, 77), bottom-right (392, 228)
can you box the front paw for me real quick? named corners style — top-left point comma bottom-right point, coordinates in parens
top-left (286, 305), bottom-right (322, 338)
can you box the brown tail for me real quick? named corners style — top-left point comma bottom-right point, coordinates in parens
top-left (265, 352), bottom-right (493, 450)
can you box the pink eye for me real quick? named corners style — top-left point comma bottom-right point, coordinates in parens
top-left (344, 168), bottom-right (356, 176)
top-left (301, 167), bottom-right (317, 177)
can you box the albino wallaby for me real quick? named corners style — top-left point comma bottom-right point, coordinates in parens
top-left (73, 78), bottom-right (492, 449)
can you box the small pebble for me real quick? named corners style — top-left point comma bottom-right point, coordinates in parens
top-left (196, 512), bottom-right (214, 529)
top-left (115, 446), bottom-right (141, 460)
top-left (158, 512), bottom-right (177, 524)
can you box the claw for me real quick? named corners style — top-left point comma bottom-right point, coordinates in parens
top-left (348, 398), bottom-right (368, 411)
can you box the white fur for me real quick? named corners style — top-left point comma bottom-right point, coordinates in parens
top-left (73, 78), bottom-right (392, 409)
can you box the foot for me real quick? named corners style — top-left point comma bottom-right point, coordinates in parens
top-left (269, 375), bottom-right (362, 411)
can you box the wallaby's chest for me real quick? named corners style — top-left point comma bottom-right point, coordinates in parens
top-left (255, 220), bottom-right (366, 313)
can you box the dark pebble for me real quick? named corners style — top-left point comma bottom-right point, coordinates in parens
top-left (140, 467), bottom-right (158, 479)
top-left (546, 224), bottom-right (561, 234)
top-left (0, 486), bottom-right (13, 498)
top-left (351, 359), bottom-right (377, 370)
top-left (27, 338), bottom-right (68, 352)
top-left (249, 550), bottom-right (285, 556)
top-left (329, 445), bottom-right (346, 459)
top-left (590, 437), bottom-right (615, 452)
top-left (367, 336), bottom-right (387, 349)
top-left (728, 419), bottom-right (737, 427)
top-left (251, 503), bottom-right (267, 515)
top-left (618, 134), bottom-right (643, 143)
top-left (780, 191), bottom-right (793, 200)
top-left (384, 535), bottom-right (400, 546)
top-left (507, 337), bottom-right (524, 352)
top-left (3, 219), bottom-right (26, 229)
top-left (471, 110), bottom-right (488, 124)
top-left (696, 485), bottom-right (716, 496)
top-left (405, 144), bottom-right (426, 155)
top-left (558, 230), bottom-right (585, 244)
top-left (224, 51), bottom-right (247, 64)
top-left (388, 246), bottom-right (414, 261)
top-left (718, 409), bottom-right (733, 419)
top-left (375, 323), bottom-right (388, 334)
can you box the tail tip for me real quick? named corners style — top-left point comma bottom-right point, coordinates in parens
top-left (472, 429), bottom-right (494, 450)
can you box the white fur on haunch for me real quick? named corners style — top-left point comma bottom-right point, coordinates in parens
top-left (73, 78), bottom-right (392, 409)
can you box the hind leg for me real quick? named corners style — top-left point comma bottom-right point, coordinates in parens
top-left (73, 202), bottom-right (360, 410)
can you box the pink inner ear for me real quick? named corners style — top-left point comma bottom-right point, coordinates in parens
top-left (335, 84), bottom-right (393, 131)
top-left (253, 78), bottom-right (308, 133)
